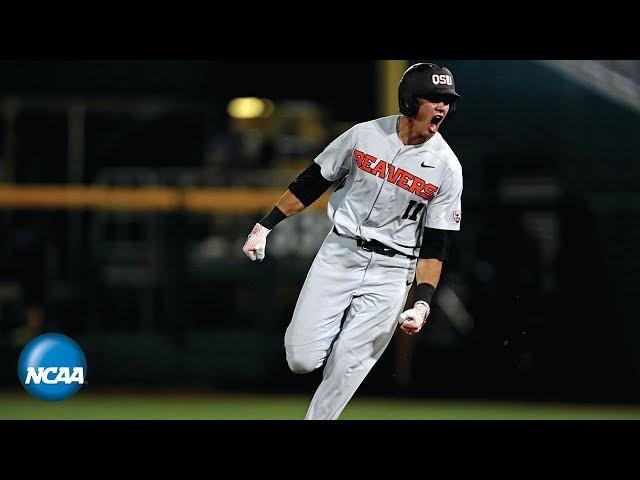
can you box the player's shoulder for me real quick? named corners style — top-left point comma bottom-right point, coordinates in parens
top-left (331, 116), bottom-right (392, 143)
top-left (430, 133), bottom-right (462, 175)
top-left (354, 115), bottom-right (398, 136)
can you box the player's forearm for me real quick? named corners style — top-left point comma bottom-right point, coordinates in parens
top-left (275, 190), bottom-right (306, 217)
top-left (261, 161), bottom-right (334, 226)
top-left (416, 258), bottom-right (443, 287)
top-left (257, 192), bottom-right (303, 231)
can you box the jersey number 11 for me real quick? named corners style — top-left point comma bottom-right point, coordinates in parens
top-left (401, 200), bottom-right (425, 221)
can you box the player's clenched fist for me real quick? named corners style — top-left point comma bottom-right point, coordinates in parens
top-left (242, 223), bottom-right (271, 261)
top-left (398, 302), bottom-right (430, 335)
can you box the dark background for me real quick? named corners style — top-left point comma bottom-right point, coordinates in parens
top-left (1, 60), bottom-right (638, 405)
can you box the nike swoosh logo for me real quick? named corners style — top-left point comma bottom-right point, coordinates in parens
top-left (421, 162), bottom-right (435, 168)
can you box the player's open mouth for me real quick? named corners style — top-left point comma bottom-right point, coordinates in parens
top-left (429, 115), bottom-right (443, 133)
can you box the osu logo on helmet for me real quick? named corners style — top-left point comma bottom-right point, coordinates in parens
top-left (432, 74), bottom-right (453, 86)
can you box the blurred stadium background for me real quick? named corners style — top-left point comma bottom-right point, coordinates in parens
top-left (1, 60), bottom-right (639, 419)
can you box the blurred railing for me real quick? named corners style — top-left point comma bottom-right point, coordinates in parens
top-left (539, 60), bottom-right (640, 112)
top-left (0, 184), bottom-right (330, 212)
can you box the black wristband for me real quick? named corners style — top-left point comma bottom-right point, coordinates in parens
top-left (259, 206), bottom-right (287, 230)
top-left (416, 282), bottom-right (436, 305)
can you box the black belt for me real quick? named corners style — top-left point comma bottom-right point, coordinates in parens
top-left (332, 227), bottom-right (416, 259)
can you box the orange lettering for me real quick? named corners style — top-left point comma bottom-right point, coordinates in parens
top-left (353, 150), bottom-right (365, 168)
top-left (421, 183), bottom-right (439, 200)
top-left (397, 171), bottom-right (414, 191)
top-left (371, 160), bottom-right (387, 179)
top-left (361, 154), bottom-right (376, 173)
top-left (387, 165), bottom-right (402, 184)
top-left (410, 177), bottom-right (425, 195)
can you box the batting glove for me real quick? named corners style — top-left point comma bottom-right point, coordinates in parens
top-left (399, 301), bottom-right (430, 335)
top-left (242, 223), bottom-right (271, 261)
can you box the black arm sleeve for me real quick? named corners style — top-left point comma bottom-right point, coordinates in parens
top-left (419, 227), bottom-right (451, 261)
top-left (288, 162), bottom-right (335, 207)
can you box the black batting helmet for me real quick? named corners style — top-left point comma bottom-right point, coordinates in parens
top-left (398, 63), bottom-right (461, 117)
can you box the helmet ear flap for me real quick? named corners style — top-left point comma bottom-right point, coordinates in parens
top-left (399, 93), bottom-right (420, 117)
top-left (406, 95), bottom-right (419, 117)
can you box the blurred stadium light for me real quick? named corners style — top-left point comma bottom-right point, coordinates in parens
top-left (227, 97), bottom-right (274, 119)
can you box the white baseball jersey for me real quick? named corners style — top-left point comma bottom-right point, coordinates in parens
top-left (284, 115), bottom-right (464, 419)
top-left (315, 115), bottom-right (463, 257)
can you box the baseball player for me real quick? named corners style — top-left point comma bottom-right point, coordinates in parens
top-left (242, 63), bottom-right (463, 420)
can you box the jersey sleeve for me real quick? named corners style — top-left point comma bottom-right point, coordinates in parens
top-left (313, 125), bottom-right (357, 182)
top-left (424, 165), bottom-right (463, 231)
